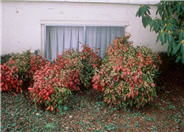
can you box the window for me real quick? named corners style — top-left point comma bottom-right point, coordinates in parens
top-left (44, 25), bottom-right (125, 60)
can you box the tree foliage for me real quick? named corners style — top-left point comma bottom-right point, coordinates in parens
top-left (136, 1), bottom-right (184, 63)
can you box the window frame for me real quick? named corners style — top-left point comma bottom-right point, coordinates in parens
top-left (40, 21), bottom-right (127, 56)
top-left (41, 24), bottom-right (127, 57)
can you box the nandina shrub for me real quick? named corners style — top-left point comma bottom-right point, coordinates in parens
top-left (28, 63), bottom-right (72, 112)
top-left (10, 51), bottom-right (48, 83)
top-left (56, 49), bottom-right (83, 71)
top-left (0, 59), bottom-right (23, 93)
top-left (79, 45), bottom-right (102, 88)
top-left (56, 49), bottom-right (83, 91)
top-left (10, 51), bottom-right (32, 83)
top-left (0, 51), bottom-right (48, 93)
top-left (29, 50), bottom-right (82, 111)
top-left (29, 47), bottom-right (100, 111)
top-left (92, 34), bottom-right (161, 108)
top-left (56, 46), bottom-right (101, 89)
top-left (29, 54), bottom-right (48, 85)
top-left (0, 51), bottom-right (31, 93)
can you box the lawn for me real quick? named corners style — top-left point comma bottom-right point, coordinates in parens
top-left (1, 56), bottom-right (184, 132)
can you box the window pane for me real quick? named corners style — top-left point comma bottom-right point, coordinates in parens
top-left (45, 26), bottom-right (125, 60)
top-left (45, 26), bottom-right (84, 60)
top-left (85, 26), bottom-right (125, 57)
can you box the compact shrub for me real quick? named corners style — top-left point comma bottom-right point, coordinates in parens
top-left (1, 51), bottom-right (48, 93)
top-left (28, 63), bottom-right (72, 112)
top-left (29, 50), bottom-right (82, 111)
top-left (10, 51), bottom-right (32, 83)
top-left (79, 45), bottom-right (102, 88)
top-left (10, 51), bottom-right (48, 83)
top-left (29, 46), bottom-right (101, 111)
top-left (0, 59), bottom-right (23, 93)
top-left (56, 49), bottom-right (83, 91)
top-left (29, 54), bottom-right (49, 85)
top-left (0, 51), bottom-right (31, 93)
top-left (56, 46), bottom-right (101, 89)
top-left (92, 34), bottom-right (161, 108)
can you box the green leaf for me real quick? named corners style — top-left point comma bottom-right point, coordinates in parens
top-left (176, 55), bottom-right (181, 63)
top-left (167, 43), bottom-right (172, 56)
top-left (160, 32), bottom-right (166, 45)
top-left (181, 45), bottom-right (184, 64)
top-left (179, 32), bottom-right (184, 41)
top-left (136, 5), bottom-right (151, 17)
top-left (172, 43), bottom-right (181, 55)
top-left (141, 15), bottom-right (152, 28)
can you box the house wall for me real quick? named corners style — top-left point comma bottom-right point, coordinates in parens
top-left (1, 0), bottom-right (167, 55)
top-left (0, 2), bottom-right (2, 55)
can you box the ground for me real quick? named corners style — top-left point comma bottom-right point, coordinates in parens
top-left (1, 55), bottom-right (184, 132)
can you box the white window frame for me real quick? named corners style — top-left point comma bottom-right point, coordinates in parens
top-left (41, 21), bottom-right (129, 56)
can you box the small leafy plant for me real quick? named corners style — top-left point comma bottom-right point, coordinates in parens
top-left (92, 34), bottom-right (161, 108)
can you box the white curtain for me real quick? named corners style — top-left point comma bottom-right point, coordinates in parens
top-left (45, 26), bottom-right (84, 60)
top-left (85, 26), bottom-right (124, 57)
top-left (45, 26), bottom-right (124, 60)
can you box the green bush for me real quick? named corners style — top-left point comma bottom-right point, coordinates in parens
top-left (92, 35), bottom-right (161, 108)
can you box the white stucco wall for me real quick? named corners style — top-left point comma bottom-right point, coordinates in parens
top-left (0, 1), bottom-right (2, 55)
top-left (1, 0), bottom-right (167, 55)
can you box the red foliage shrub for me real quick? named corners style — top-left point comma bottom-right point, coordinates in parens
top-left (0, 59), bottom-right (23, 93)
top-left (1, 51), bottom-right (48, 93)
top-left (28, 63), bottom-right (72, 111)
top-left (29, 46), bottom-right (101, 111)
top-left (29, 50), bottom-right (82, 111)
top-left (80, 45), bottom-right (101, 69)
top-left (79, 45), bottom-right (102, 88)
top-left (92, 34), bottom-right (161, 108)
top-left (29, 54), bottom-right (48, 85)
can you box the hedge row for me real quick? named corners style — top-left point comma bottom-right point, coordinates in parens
top-left (1, 35), bottom-right (161, 110)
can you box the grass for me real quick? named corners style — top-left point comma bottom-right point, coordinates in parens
top-left (1, 87), bottom-right (184, 132)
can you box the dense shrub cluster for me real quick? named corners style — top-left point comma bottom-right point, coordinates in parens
top-left (28, 62), bottom-right (72, 112)
top-left (10, 51), bottom-right (32, 83)
top-left (80, 45), bottom-right (101, 88)
top-left (1, 37), bottom-right (161, 110)
top-left (29, 54), bottom-right (49, 85)
top-left (92, 35), bottom-right (161, 108)
top-left (28, 46), bottom-right (101, 111)
top-left (0, 59), bottom-right (23, 93)
top-left (0, 51), bottom-right (48, 93)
